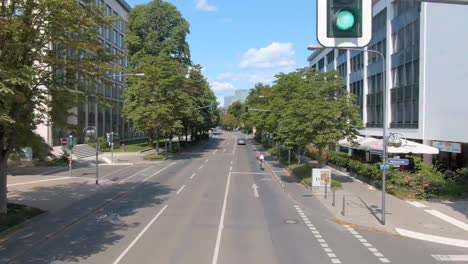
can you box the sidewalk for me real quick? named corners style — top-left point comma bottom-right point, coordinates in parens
top-left (253, 142), bottom-right (468, 248)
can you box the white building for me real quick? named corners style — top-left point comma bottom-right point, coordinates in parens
top-left (308, 0), bottom-right (468, 168)
top-left (224, 89), bottom-right (251, 109)
top-left (35, 0), bottom-right (142, 146)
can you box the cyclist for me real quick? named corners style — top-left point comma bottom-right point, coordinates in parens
top-left (259, 152), bottom-right (265, 170)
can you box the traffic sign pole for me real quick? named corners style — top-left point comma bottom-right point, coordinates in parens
top-left (69, 135), bottom-right (73, 177)
top-left (111, 131), bottom-right (114, 164)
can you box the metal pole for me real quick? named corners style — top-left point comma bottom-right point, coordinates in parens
top-left (333, 189), bottom-right (336, 206)
top-left (111, 131), bottom-right (114, 164)
top-left (324, 182), bottom-right (328, 199)
top-left (69, 136), bottom-right (73, 177)
top-left (342, 196), bottom-right (346, 216)
top-left (96, 127), bottom-right (99, 185)
top-left (380, 51), bottom-right (387, 225)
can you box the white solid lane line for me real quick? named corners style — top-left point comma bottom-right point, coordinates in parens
top-left (176, 185), bottom-right (186, 195)
top-left (395, 228), bottom-right (468, 248)
top-left (121, 166), bottom-right (157, 183)
top-left (112, 205), bottom-right (168, 264)
top-left (101, 166), bottom-right (132, 179)
top-left (230, 172), bottom-right (269, 175)
top-left (190, 173), bottom-right (196, 179)
top-left (425, 209), bottom-right (468, 232)
top-left (432, 255), bottom-right (468, 261)
top-left (8, 177), bottom-right (82, 187)
top-left (406, 201), bottom-right (428, 208)
top-left (211, 172), bottom-right (233, 264)
top-left (141, 162), bottom-right (177, 183)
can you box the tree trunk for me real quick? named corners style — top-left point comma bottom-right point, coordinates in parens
top-left (164, 133), bottom-right (168, 154)
top-left (169, 133), bottom-right (173, 153)
top-left (147, 129), bottom-right (154, 148)
top-left (185, 127), bottom-right (189, 143)
top-left (155, 129), bottom-right (160, 154)
top-left (0, 151), bottom-right (9, 214)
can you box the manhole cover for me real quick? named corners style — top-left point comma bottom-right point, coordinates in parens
top-left (285, 219), bottom-right (299, 224)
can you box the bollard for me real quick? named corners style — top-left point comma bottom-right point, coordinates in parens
top-left (324, 183), bottom-right (328, 199)
top-left (333, 189), bottom-right (336, 207)
top-left (342, 196), bottom-right (346, 216)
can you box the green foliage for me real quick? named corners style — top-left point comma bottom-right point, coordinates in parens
top-left (143, 154), bottom-right (167, 161)
top-left (222, 114), bottom-right (238, 130)
top-left (267, 148), bottom-right (278, 157)
top-left (126, 0), bottom-right (191, 65)
top-left (331, 180), bottom-right (343, 189)
top-left (227, 101), bottom-right (244, 121)
top-left (288, 163), bottom-right (312, 181)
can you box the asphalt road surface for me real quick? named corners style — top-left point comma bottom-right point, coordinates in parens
top-left (0, 131), bottom-right (467, 264)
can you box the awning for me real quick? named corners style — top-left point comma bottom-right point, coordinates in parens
top-left (339, 136), bottom-right (439, 155)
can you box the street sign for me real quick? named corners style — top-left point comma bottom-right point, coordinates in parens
top-left (380, 164), bottom-right (390, 171)
top-left (388, 159), bottom-right (409, 166)
top-left (61, 138), bottom-right (68, 146)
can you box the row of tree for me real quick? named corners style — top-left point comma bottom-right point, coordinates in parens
top-left (224, 68), bottom-right (362, 162)
top-left (123, 0), bottom-right (220, 152)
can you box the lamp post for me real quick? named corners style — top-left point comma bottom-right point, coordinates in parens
top-left (308, 44), bottom-right (388, 225)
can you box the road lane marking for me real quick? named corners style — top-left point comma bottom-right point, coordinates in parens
top-left (230, 161), bottom-right (233, 165)
top-left (211, 172), bottom-right (232, 264)
top-left (112, 205), bottom-right (168, 264)
top-left (199, 165), bottom-right (204, 169)
top-left (425, 210), bottom-right (468, 232)
top-left (8, 177), bottom-right (83, 186)
top-left (229, 166), bottom-right (232, 172)
top-left (406, 201), bottom-right (428, 208)
top-left (396, 228), bottom-right (468, 248)
top-left (343, 225), bottom-right (390, 263)
top-left (121, 166), bottom-right (156, 183)
top-left (205, 159), bottom-right (209, 163)
top-left (230, 172), bottom-right (269, 175)
top-left (432, 255), bottom-right (468, 261)
top-left (101, 166), bottom-right (131, 179)
top-left (295, 206), bottom-right (341, 263)
top-left (252, 184), bottom-right (259, 198)
top-left (190, 173), bottom-right (196, 179)
top-left (141, 163), bottom-right (177, 183)
top-left (176, 185), bottom-right (186, 195)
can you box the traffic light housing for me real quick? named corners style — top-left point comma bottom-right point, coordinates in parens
top-left (245, 106), bottom-right (249, 112)
top-left (317, 0), bottom-right (371, 48)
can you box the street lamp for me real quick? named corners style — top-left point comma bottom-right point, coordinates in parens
top-left (308, 44), bottom-right (389, 225)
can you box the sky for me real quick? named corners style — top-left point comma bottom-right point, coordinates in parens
top-left (126, 0), bottom-right (317, 106)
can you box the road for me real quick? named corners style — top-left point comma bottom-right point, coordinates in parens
top-left (1, 131), bottom-right (467, 264)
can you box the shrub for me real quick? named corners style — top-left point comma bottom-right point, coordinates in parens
top-left (143, 154), bottom-right (166, 161)
top-left (288, 163), bottom-right (312, 180)
top-left (268, 148), bottom-right (278, 157)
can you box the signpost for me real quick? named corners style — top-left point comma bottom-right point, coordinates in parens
top-left (380, 164), bottom-right (390, 171)
top-left (388, 158), bottom-right (409, 166)
top-left (68, 135), bottom-right (73, 177)
top-left (61, 138), bottom-right (68, 146)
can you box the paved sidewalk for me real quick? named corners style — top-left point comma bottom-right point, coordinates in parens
top-left (252, 141), bottom-right (468, 248)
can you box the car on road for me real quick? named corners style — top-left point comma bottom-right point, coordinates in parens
top-left (237, 138), bottom-right (246, 145)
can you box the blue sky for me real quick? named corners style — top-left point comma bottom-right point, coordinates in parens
top-left (127, 0), bottom-right (317, 106)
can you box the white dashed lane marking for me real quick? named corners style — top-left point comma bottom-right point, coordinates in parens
top-left (343, 225), bottom-right (391, 263)
top-left (294, 205), bottom-right (341, 264)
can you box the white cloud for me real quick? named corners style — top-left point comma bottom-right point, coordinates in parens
top-left (195, 0), bottom-right (217, 12)
top-left (239, 42), bottom-right (295, 69)
top-left (210, 81), bottom-right (235, 92)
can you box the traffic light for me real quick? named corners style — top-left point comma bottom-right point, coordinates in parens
top-left (317, 0), bottom-right (371, 48)
top-left (245, 106), bottom-right (249, 112)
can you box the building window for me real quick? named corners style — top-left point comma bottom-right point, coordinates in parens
top-left (390, 60), bottom-right (419, 128)
top-left (393, 0), bottom-right (418, 17)
top-left (366, 73), bottom-right (384, 127)
top-left (318, 58), bottom-right (325, 71)
top-left (350, 80), bottom-right (364, 119)
top-left (372, 8), bottom-right (387, 33)
top-left (338, 49), bottom-right (347, 57)
top-left (350, 52), bottom-right (363, 72)
top-left (368, 40), bottom-right (386, 64)
top-left (337, 63), bottom-right (347, 79)
top-left (326, 51), bottom-right (335, 65)
top-left (113, 29), bottom-right (118, 44)
top-left (119, 34), bottom-right (124, 48)
top-left (106, 5), bottom-right (112, 16)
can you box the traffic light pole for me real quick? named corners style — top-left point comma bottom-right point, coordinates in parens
top-left (344, 48), bottom-right (387, 225)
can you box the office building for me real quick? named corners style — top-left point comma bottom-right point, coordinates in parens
top-left (35, 0), bottom-right (142, 146)
top-left (224, 89), bottom-right (251, 109)
top-left (308, 0), bottom-right (468, 168)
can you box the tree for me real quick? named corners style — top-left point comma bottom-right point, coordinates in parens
top-left (0, 0), bottom-right (116, 213)
top-left (123, 54), bottom-right (190, 149)
top-left (126, 0), bottom-right (191, 65)
top-left (227, 101), bottom-right (244, 121)
top-left (222, 114), bottom-right (238, 130)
